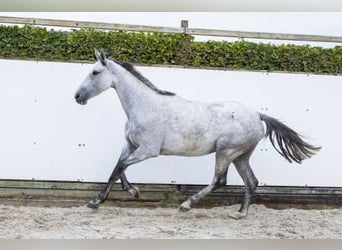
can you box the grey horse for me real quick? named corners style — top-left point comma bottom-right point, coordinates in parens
top-left (74, 50), bottom-right (321, 219)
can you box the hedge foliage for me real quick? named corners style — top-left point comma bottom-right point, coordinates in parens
top-left (0, 25), bottom-right (341, 74)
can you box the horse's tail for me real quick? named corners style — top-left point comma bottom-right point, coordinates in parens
top-left (259, 113), bottom-right (321, 163)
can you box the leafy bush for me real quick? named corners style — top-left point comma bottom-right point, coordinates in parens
top-left (0, 25), bottom-right (341, 74)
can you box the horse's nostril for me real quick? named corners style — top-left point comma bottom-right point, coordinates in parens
top-left (75, 93), bottom-right (80, 99)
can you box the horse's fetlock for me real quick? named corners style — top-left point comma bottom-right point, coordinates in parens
top-left (219, 178), bottom-right (227, 186)
top-left (98, 193), bottom-right (107, 201)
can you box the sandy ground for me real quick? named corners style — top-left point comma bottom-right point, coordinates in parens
top-left (0, 204), bottom-right (341, 239)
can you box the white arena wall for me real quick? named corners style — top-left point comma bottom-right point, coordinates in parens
top-left (0, 59), bottom-right (340, 187)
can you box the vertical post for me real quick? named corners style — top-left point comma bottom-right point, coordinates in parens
top-left (181, 20), bottom-right (189, 34)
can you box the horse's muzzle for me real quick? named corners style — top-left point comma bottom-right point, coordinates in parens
top-left (75, 93), bottom-right (88, 105)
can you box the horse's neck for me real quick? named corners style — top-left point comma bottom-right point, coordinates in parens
top-left (111, 63), bottom-right (160, 119)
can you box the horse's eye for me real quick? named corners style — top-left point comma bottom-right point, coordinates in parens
top-left (92, 71), bottom-right (100, 76)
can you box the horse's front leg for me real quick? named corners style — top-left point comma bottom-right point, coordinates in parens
top-left (87, 146), bottom-right (156, 209)
top-left (120, 173), bottom-right (140, 199)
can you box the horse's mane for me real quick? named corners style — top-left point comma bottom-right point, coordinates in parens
top-left (113, 60), bottom-right (176, 96)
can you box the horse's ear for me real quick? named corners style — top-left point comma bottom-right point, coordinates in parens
top-left (94, 49), bottom-right (101, 61)
top-left (94, 49), bottom-right (108, 66)
top-left (99, 51), bottom-right (108, 66)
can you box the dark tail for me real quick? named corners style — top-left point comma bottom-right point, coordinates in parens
top-left (260, 113), bottom-right (321, 163)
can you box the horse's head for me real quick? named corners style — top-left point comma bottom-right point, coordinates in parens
top-left (75, 49), bottom-right (117, 105)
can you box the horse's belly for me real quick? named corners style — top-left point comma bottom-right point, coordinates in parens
top-left (160, 137), bottom-right (216, 156)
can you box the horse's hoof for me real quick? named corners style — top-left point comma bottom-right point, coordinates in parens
top-left (87, 199), bottom-right (100, 209)
top-left (227, 211), bottom-right (247, 220)
top-left (178, 202), bottom-right (191, 212)
top-left (128, 185), bottom-right (140, 199)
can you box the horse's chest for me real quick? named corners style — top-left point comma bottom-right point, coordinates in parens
top-left (125, 119), bottom-right (164, 148)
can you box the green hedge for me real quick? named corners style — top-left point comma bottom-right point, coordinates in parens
top-left (0, 25), bottom-right (341, 74)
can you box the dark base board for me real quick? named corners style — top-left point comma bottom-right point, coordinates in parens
top-left (0, 179), bottom-right (341, 209)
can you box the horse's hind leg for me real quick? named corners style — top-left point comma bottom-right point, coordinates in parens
top-left (178, 149), bottom-right (237, 212)
top-left (228, 148), bottom-right (259, 219)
